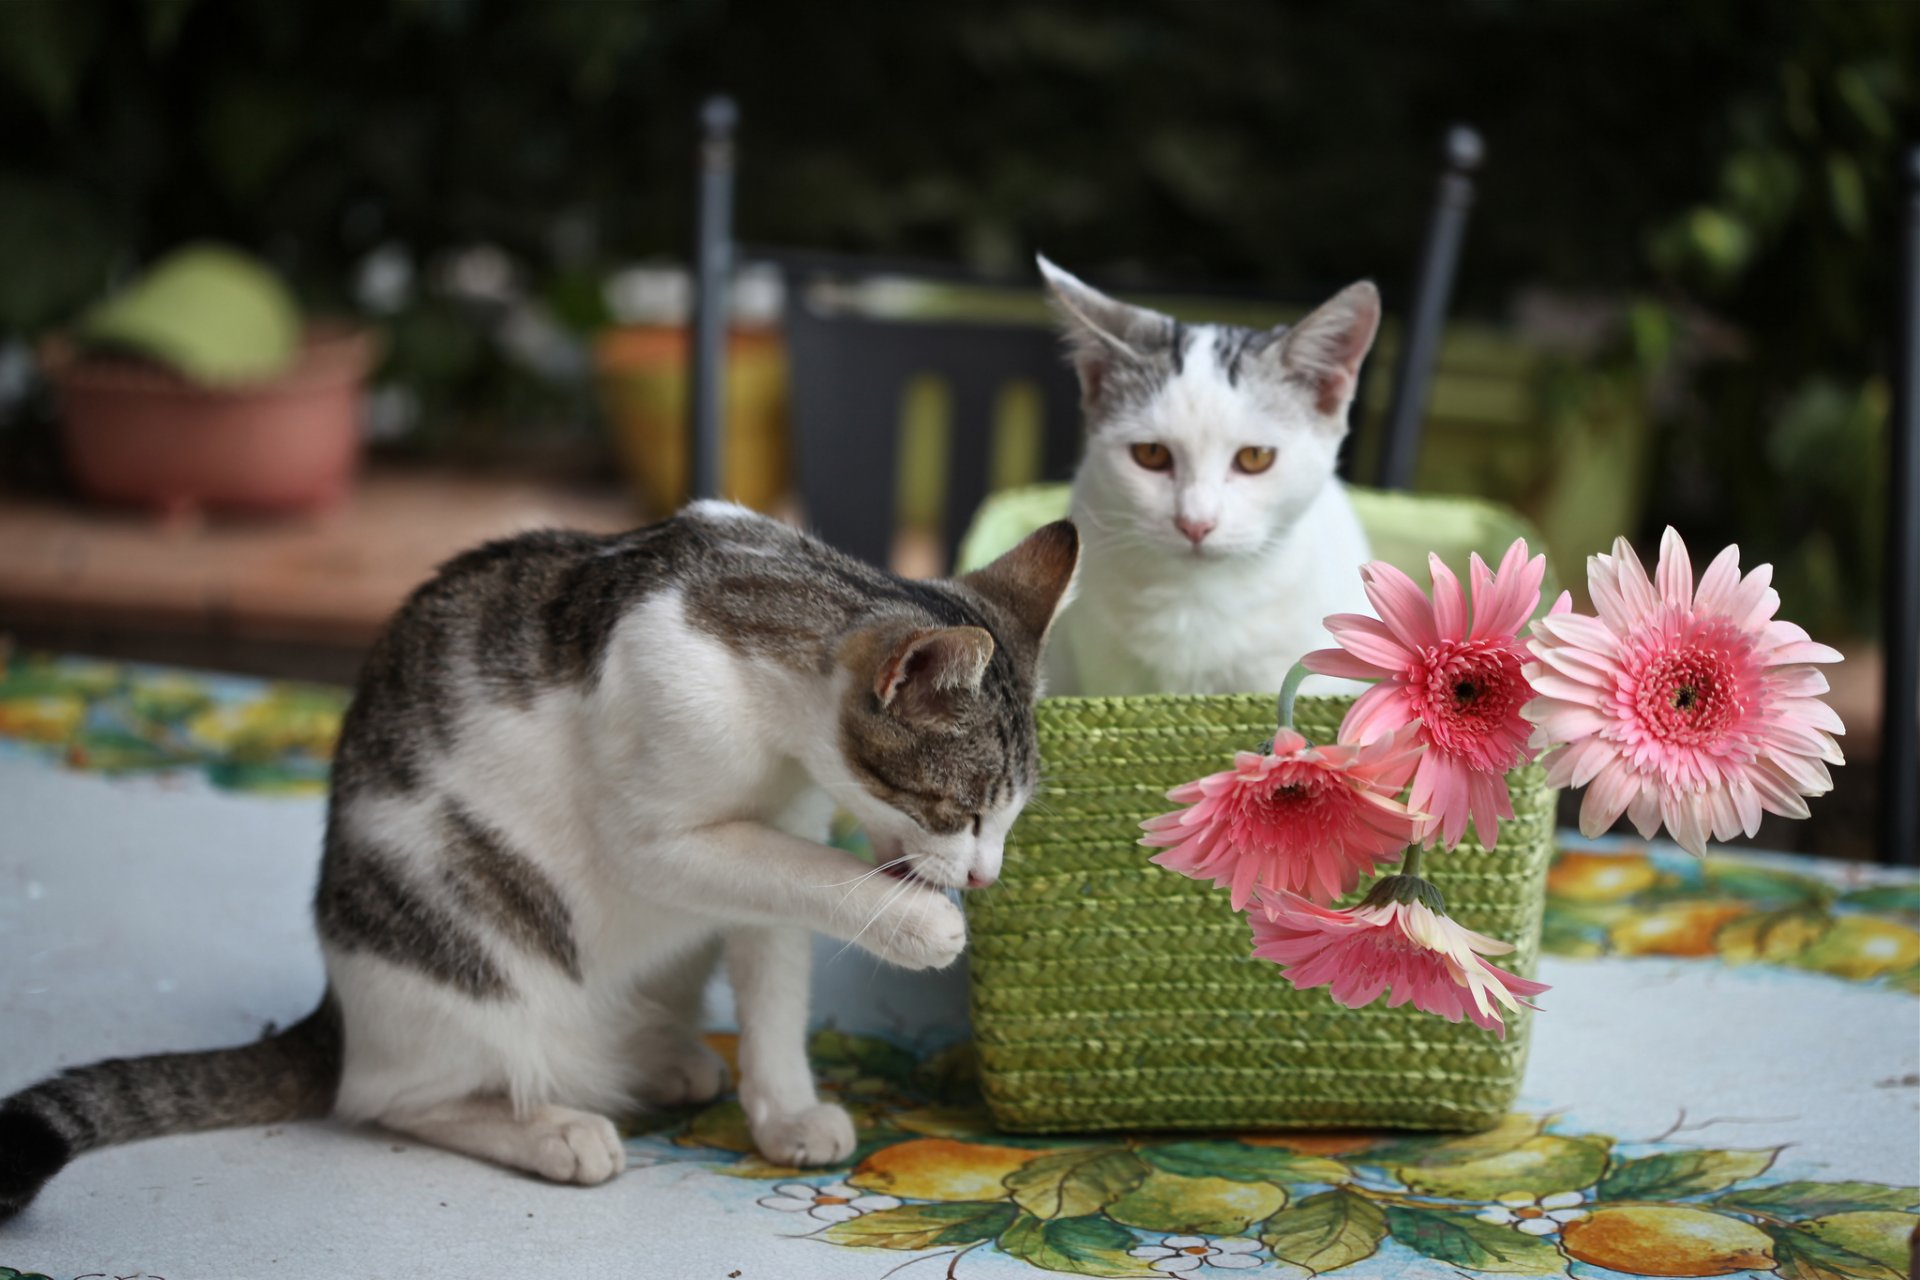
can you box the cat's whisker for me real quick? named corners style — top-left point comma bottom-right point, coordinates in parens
top-left (814, 856), bottom-right (910, 891)
top-left (830, 874), bottom-right (916, 963)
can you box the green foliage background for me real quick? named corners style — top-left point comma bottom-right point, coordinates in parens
top-left (0, 0), bottom-right (1912, 632)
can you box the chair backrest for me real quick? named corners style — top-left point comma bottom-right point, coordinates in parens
top-left (777, 256), bottom-right (1085, 571)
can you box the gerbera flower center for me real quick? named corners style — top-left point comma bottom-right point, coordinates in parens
top-left (1183, 1246), bottom-right (1212, 1255)
top-left (814, 1195), bottom-right (850, 1206)
top-left (1415, 639), bottom-right (1529, 765)
top-left (1632, 643), bottom-right (1743, 747)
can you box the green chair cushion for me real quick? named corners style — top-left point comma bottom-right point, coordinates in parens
top-left (956, 482), bottom-right (1560, 600)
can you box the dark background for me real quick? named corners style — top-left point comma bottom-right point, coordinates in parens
top-left (0, 0), bottom-right (1912, 634)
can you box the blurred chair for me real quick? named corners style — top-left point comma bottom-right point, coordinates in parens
top-left (688, 110), bottom-right (1486, 572)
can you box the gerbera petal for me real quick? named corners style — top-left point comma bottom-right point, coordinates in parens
top-left (1516, 1218), bottom-right (1560, 1236)
top-left (1610, 535), bottom-right (1661, 620)
top-left (1531, 611), bottom-right (1622, 653)
top-left (1341, 681), bottom-right (1419, 745)
top-left (1655, 526), bottom-right (1694, 609)
top-left (1765, 640), bottom-right (1846, 667)
top-left (1529, 644), bottom-right (1618, 688)
top-left (1693, 542), bottom-right (1744, 616)
top-left (1324, 613), bottom-right (1419, 672)
top-left (1626, 787), bottom-right (1664, 839)
top-left (1577, 758), bottom-right (1637, 837)
top-left (1471, 540), bottom-right (1547, 642)
top-left (1302, 645), bottom-right (1395, 681)
top-left (1429, 553), bottom-right (1468, 640)
top-left (1529, 699), bottom-right (1613, 748)
top-left (1528, 672), bottom-right (1611, 704)
top-left (1361, 560), bottom-right (1441, 650)
top-left (1748, 759), bottom-right (1813, 820)
top-left (1409, 751), bottom-right (1472, 848)
top-left (1661, 789), bottom-right (1712, 857)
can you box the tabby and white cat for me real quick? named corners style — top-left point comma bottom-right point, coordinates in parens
top-left (1036, 257), bottom-right (1378, 696)
top-left (0, 505), bottom-right (1077, 1215)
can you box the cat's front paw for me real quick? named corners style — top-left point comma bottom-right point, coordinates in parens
top-left (751, 1102), bottom-right (856, 1167)
top-left (635, 1038), bottom-right (730, 1108)
top-left (867, 888), bottom-right (966, 971)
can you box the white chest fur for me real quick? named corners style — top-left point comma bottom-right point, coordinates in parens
top-left (1048, 481), bottom-right (1371, 697)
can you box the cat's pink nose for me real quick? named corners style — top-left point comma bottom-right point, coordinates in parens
top-left (966, 870), bottom-right (997, 889)
top-left (1175, 517), bottom-right (1215, 546)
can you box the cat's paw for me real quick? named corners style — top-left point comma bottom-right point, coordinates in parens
top-left (526, 1107), bottom-right (627, 1186)
top-left (636, 1039), bottom-right (730, 1108)
top-left (867, 888), bottom-right (966, 971)
top-left (751, 1102), bottom-right (857, 1168)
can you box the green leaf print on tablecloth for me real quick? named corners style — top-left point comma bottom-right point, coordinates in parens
top-left (630, 1027), bottom-right (1920, 1279)
top-left (0, 652), bottom-right (345, 795)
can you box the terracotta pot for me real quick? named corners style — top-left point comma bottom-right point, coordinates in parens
top-left (43, 324), bottom-right (378, 516)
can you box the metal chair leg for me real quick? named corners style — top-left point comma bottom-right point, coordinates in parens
top-left (688, 95), bottom-right (738, 505)
top-left (1375, 125), bottom-right (1484, 493)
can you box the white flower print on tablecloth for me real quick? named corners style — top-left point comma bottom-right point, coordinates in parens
top-left (1476, 1190), bottom-right (1590, 1235)
top-left (1128, 1235), bottom-right (1265, 1273)
top-left (756, 1180), bottom-right (901, 1223)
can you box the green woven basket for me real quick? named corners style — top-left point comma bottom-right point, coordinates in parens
top-left (966, 691), bottom-right (1554, 1135)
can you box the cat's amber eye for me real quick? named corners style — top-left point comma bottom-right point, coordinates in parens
top-left (1130, 442), bottom-right (1174, 472)
top-left (1234, 446), bottom-right (1277, 475)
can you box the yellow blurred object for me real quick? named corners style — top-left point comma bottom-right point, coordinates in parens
top-left (1547, 851), bottom-right (1662, 902)
top-left (0, 695), bottom-right (86, 743)
top-left (595, 325), bottom-right (790, 516)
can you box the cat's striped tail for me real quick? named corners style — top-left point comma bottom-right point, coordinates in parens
top-left (0, 994), bottom-right (342, 1220)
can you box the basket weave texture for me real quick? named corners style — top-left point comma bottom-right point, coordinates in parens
top-left (966, 691), bottom-right (1554, 1134)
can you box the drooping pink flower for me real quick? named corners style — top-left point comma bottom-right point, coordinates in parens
top-left (1249, 880), bottom-right (1549, 1038)
top-left (1303, 540), bottom-right (1569, 850)
top-left (1523, 528), bottom-right (1845, 857)
top-left (1139, 727), bottom-right (1425, 910)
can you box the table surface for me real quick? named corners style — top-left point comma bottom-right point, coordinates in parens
top-left (0, 654), bottom-right (1915, 1280)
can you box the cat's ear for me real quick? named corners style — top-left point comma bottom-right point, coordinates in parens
top-left (875, 627), bottom-right (996, 723)
top-left (1037, 255), bottom-right (1170, 408)
top-left (962, 519), bottom-right (1080, 649)
top-left (1276, 281), bottom-right (1380, 421)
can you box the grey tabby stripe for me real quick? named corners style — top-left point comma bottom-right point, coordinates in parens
top-left (441, 804), bottom-right (582, 981)
top-left (1213, 324), bottom-right (1277, 388)
top-left (315, 830), bottom-right (510, 999)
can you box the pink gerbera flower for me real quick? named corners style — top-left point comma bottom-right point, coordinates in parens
top-left (1523, 528), bottom-right (1845, 857)
top-left (1249, 880), bottom-right (1549, 1038)
top-left (1139, 727), bottom-right (1425, 909)
top-left (1303, 540), bottom-right (1568, 850)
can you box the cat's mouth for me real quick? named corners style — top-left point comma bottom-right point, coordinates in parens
top-left (878, 858), bottom-right (948, 891)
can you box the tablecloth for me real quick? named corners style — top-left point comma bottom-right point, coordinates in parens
top-left (0, 654), bottom-right (1914, 1279)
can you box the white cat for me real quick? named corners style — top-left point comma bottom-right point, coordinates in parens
top-left (1036, 257), bottom-right (1378, 697)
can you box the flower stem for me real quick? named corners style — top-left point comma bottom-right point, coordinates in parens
top-left (1402, 846), bottom-right (1424, 879)
top-left (1276, 662), bottom-right (1312, 733)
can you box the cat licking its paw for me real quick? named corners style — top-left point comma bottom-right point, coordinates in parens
top-left (0, 508), bottom-right (1078, 1214)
